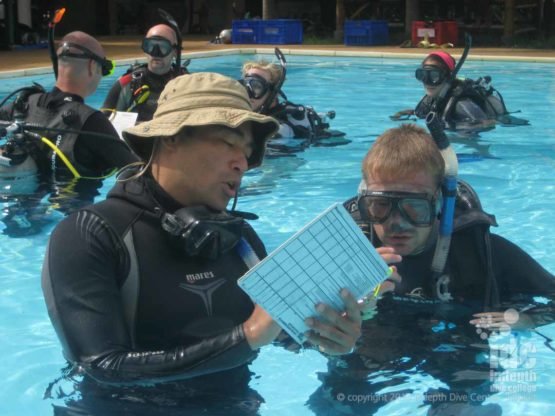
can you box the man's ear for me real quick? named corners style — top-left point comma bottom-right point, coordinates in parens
top-left (87, 59), bottom-right (94, 77)
top-left (357, 179), bottom-right (367, 194)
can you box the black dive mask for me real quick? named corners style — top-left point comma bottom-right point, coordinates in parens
top-left (58, 42), bottom-right (115, 77)
top-left (415, 65), bottom-right (448, 86)
top-left (357, 190), bottom-right (440, 227)
top-left (142, 36), bottom-right (176, 58)
top-left (239, 74), bottom-right (274, 99)
top-left (161, 206), bottom-right (245, 260)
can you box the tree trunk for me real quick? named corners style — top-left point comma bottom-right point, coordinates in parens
top-left (262, 0), bottom-right (275, 20)
top-left (6, 0), bottom-right (16, 45)
top-left (17, 0), bottom-right (32, 28)
top-left (108, 0), bottom-right (118, 35)
top-left (335, 0), bottom-right (345, 42)
top-left (504, 0), bottom-right (515, 44)
top-left (544, 0), bottom-right (553, 38)
top-left (405, 0), bottom-right (420, 38)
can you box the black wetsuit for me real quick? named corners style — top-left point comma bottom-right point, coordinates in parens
top-left (414, 78), bottom-right (528, 130)
top-left (414, 79), bottom-right (495, 132)
top-left (0, 87), bottom-right (137, 178)
top-left (308, 191), bottom-right (555, 415)
top-left (102, 64), bottom-right (187, 123)
top-left (42, 169), bottom-right (269, 413)
top-left (0, 88), bottom-right (138, 237)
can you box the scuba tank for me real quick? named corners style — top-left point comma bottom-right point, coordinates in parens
top-left (0, 117), bottom-right (40, 195)
top-left (0, 84), bottom-right (47, 169)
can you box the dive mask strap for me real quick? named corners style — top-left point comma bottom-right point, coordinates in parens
top-left (58, 42), bottom-right (115, 77)
top-left (158, 8), bottom-right (183, 68)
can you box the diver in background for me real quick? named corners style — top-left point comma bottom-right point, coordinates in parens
top-left (392, 51), bottom-right (529, 131)
top-left (308, 124), bottom-right (554, 415)
top-left (102, 18), bottom-right (189, 123)
top-left (0, 31), bottom-right (137, 236)
top-left (240, 53), bottom-right (343, 141)
top-left (0, 31), bottom-right (136, 180)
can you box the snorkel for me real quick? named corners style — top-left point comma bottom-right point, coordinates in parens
top-left (432, 33), bottom-right (472, 113)
top-left (425, 35), bottom-right (471, 301)
top-left (48, 8), bottom-right (66, 80)
top-left (157, 8), bottom-right (183, 70)
top-left (258, 48), bottom-right (287, 114)
top-left (426, 112), bottom-right (458, 302)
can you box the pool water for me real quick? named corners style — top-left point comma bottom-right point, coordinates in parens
top-left (1, 53), bottom-right (555, 415)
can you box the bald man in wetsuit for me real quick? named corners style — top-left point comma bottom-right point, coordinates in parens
top-left (0, 30), bottom-right (137, 181)
top-left (102, 24), bottom-right (189, 123)
top-left (0, 31), bottom-right (137, 237)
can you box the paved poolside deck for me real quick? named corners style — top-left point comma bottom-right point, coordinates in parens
top-left (1, 35), bottom-right (555, 77)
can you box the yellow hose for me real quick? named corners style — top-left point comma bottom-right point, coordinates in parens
top-left (41, 136), bottom-right (80, 178)
top-left (40, 137), bottom-right (118, 180)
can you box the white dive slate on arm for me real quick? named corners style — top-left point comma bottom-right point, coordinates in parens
top-left (238, 203), bottom-right (389, 344)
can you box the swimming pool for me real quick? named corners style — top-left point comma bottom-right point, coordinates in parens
top-left (1, 52), bottom-right (554, 415)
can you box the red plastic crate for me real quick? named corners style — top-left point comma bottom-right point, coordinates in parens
top-left (412, 21), bottom-right (458, 46)
top-left (434, 21), bottom-right (458, 45)
top-left (412, 21), bottom-right (436, 45)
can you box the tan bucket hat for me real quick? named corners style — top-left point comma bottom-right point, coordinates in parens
top-left (122, 72), bottom-right (279, 168)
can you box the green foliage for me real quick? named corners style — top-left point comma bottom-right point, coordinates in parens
top-left (302, 35), bottom-right (342, 45)
top-left (511, 34), bottom-right (555, 49)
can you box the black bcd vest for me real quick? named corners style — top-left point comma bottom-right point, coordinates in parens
top-left (344, 179), bottom-right (499, 308)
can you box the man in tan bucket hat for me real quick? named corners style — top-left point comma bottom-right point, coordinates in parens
top-left (42, 72), bottom-right (361, 410)
top-left (124, 71), bottom-right (276, 170)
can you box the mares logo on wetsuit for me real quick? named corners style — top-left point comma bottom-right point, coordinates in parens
top-left (185, 271), bottom-right (215, 284)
